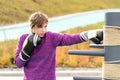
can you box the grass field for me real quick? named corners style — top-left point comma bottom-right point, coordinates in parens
top-left (0, 0), bottom-right (120, 68)
top-left (0, 0), bottom-right (120, 25)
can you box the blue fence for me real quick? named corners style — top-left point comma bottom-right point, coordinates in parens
top-left (0, 9), bottom-right (120, 41)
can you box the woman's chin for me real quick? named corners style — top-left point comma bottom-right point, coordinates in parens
top-left (40, 35), bottom-right (44, 37)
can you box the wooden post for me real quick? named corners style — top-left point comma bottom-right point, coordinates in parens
top-left (103, 12), bottom-right (120, 80)
top-left (103, 26), bottom-right (120, 46)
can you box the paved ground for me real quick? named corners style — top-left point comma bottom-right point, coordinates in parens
top-left (0, 68), bottom-right (102, 80)
top-left (0, 76), bottom-right (73, 80)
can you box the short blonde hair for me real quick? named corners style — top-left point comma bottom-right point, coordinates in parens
top-left (29, 12), bottom-right (48, 28)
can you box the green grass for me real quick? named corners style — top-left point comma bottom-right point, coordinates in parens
top-left (0, 0), bottom-right (120, 25)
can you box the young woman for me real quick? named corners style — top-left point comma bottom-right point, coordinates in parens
top-left (15, 11), bottom-right (103, 80)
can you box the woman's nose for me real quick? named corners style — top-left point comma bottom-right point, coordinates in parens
top-left (41, 27), bottom-right (46, 32)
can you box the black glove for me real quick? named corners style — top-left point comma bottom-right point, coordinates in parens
top-left (19, 34), bottom-right (41, 61)
top-left (80, 29), bottom-right (103, 44)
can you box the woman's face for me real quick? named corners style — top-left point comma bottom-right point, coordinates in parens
top-left (31, 23), bottom-right (48, 37)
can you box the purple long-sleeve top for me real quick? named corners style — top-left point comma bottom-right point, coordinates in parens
top-left (15, 31), bottom-right (83, 80)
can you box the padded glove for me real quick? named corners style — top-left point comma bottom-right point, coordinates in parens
top-left (80, 29), bottom-right (103, 44)
top-left (19, 34), bottom-right (41, 61)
